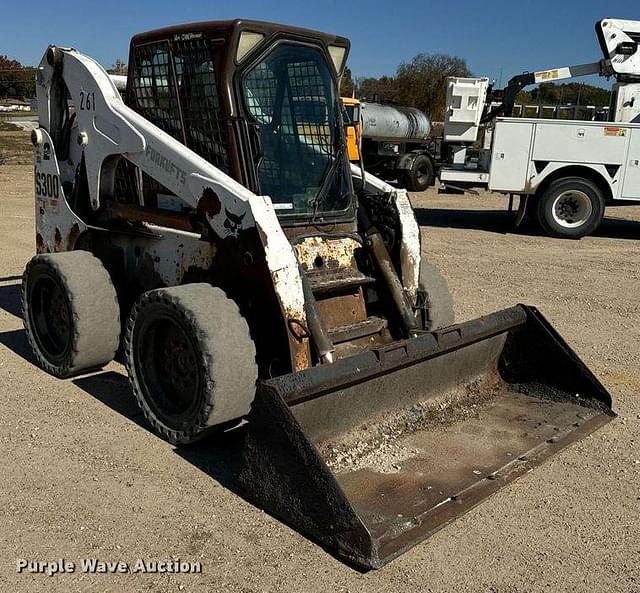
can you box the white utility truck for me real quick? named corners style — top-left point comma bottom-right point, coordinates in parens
top-left (439, 18), bottom-right (640, 238)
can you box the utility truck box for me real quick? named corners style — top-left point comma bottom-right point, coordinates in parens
top-left (488, 118), bottom-right (640, 200)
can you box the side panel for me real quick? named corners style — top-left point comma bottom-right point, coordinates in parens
top-left (532, 122), bottom-right (627, 165)
top-left (488, 121), bottom-right (534, 192)
top-left (622, 128), bottom-right (640, 199)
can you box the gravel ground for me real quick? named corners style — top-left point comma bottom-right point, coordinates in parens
top-left (1, 161), bottom-right (639, 592)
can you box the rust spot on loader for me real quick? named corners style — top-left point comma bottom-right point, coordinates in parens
top-left (197, 187), bottom-right (222, 219)
top-left (294, 236), bottom-right (360, 272)
top-left (35, 233), bottom-right (44, 254)
top-left (67, 223), bottom-right (81, 250)
top-left (54, 228), bottom-right (62, 252)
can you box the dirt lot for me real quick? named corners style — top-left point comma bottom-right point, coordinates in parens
top-left (1, 147), bottom-right (639, 592)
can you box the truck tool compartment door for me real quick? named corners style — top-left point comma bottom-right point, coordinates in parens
top-left (622, 128), bottom-right (640, 200)
top-left (532, 122), bottom-right (627, 168)
top-left (489, 120), bottom-right (534, 192)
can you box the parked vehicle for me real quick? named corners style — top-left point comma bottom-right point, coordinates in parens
top-left (439, 18), bottom-right (640, 238)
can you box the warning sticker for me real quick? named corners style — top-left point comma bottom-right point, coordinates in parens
top-left (604, 127), bottom-right (627, 137)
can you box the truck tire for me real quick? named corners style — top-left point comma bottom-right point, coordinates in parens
top-left (124, 284), bottom-right (258, 444)
top-left (404, 154), bottom-right (434, 192)
top-left (22, 251), bottom-right (120, 378)
top-left (415, 259), bottom-right (455, 330)
top-left (536, 177), bottom-right (605, 239)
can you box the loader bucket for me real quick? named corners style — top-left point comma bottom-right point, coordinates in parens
top-left (238, 305), bottom-right (614, 569)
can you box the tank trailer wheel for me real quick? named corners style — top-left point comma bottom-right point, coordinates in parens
top-left (124, 284), bottom-right (258, 445)
top-left (537, 177), bottom-right (605, 239)
top-left (21, 251), bottom-right (121, 378)
top-left (404, 154), bottom-right (434, 192)
top-left (415, 259), bottom-right (455, 330)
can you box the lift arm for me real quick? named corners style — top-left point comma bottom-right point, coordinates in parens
top-left (485, 62), bottom-right (602, 122)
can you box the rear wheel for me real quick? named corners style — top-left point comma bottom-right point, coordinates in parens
top-left (124, 284), bottom-right (257, 444)
top-left (415, 259), bottom-right (455, 330)
top-left (404, 154), bottom-right (434, 192)
top-left (22, 251), bottom-right (120, 378)
top-left (537, 177), bottom-right (605, 239)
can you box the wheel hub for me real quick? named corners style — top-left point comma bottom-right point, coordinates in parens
top-left (30, 273), bottom-right (72, 361)
top-left (552, 190), bottom-right (593, 228)
top-left (135, 311), bottom-right (202, 429)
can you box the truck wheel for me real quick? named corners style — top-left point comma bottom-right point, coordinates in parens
top-left (537, 177), bottom-right (605, 239)
top-left (22, 251), bottom-right (120, 378)
top-left (124, 284), bottom-right (258, 444)
top-left (415, 259), bottom-right (455, 330)
top-left (404, 155), bottom-right (434, 192)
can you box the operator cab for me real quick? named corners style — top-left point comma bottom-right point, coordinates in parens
top-left (125, 20), bottom-right (354, 226)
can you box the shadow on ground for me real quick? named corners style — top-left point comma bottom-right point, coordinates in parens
top-left (415, 207), bottom-right (640, 240)
top-left (73, 369), bottom-right (244, 492)
top-left (0, 328), bottom-right (35, 363)
top-left (0, 282), bottom-right (22, 319)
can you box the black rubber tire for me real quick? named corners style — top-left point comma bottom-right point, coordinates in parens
top-left (536, 177), bottom-right (605, 239)
top-left (404, 155), bottom-right (434, 192)
top-left (124, 284), bottom-right (258, 444)
top-left (415, 259), bottom-right (455, 330)
top-left (22, 251), bottom-right (120, 378)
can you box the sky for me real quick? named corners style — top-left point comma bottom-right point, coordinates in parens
top-left (1, 0), bottom-right (638, 88)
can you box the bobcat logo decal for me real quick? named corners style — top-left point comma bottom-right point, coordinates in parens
top-left (223, 208), bottom-right (246, 238)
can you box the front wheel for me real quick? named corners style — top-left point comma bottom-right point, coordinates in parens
top-left (536, 177), bottom-right (605, 239)
top-left (124, 284), bottom-right (258, 444)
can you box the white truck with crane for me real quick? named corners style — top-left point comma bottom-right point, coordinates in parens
top-left (347, 18), bottom-right (640, 238)
top-left (439, 17), bottom-right (640, 238)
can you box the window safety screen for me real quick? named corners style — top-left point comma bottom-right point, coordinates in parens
top-left (242, 44), bottom-right (350, 216)
top-left (173, 38), bottom-right (229, 173)
top-left (130, 41), bottom-right (182, 142)
top-left (130, 38), bottom-right (229, 174)
top-left (126, 37), bottom-right (230, 207)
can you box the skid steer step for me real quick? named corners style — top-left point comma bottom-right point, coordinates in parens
top-left (328, 317), bottom-right (388, 344)
top-left (238, 305), bottom-right (614, 569)
top-left (308, 268), bottom-right (375, 295)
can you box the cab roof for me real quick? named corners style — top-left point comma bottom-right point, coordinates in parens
top-left (131, 19), bottom-right (350, 50)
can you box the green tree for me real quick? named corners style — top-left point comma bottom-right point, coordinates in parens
top-left (356, 75), bottom-right (398, 103)
top-left (0, 56), bottom-right (36, 98)
top-left (395, 53), bottom-right (472, 119)
top-left (340, 66), bottom-right (355, 97)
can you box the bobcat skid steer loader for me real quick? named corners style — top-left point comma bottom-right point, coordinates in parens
top-left (23, 20), bottom-right (614, 569)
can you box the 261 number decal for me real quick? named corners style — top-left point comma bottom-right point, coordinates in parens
top-left (35, 171), bottom-right (60, 199)
top-left (79, 90), bottom-right (95, 111)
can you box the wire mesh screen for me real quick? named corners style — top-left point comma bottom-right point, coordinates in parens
top-left (126, 37), bottom-right (230, 206)
top-left (113, 158), bottom-right (140, 204)
top-left (243, 46), bottom-right (335, 213)
top-left (130, 41), bottom-right (182, 142)
top-left (173, 38), bottom-right (229, 173)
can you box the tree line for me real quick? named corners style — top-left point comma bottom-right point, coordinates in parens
top-left (0, 56), bottom-right (36, 98)
top-left (0, 55), bottom-right (127, 99)
top-left (340, 53), bottom-right (472, 121)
